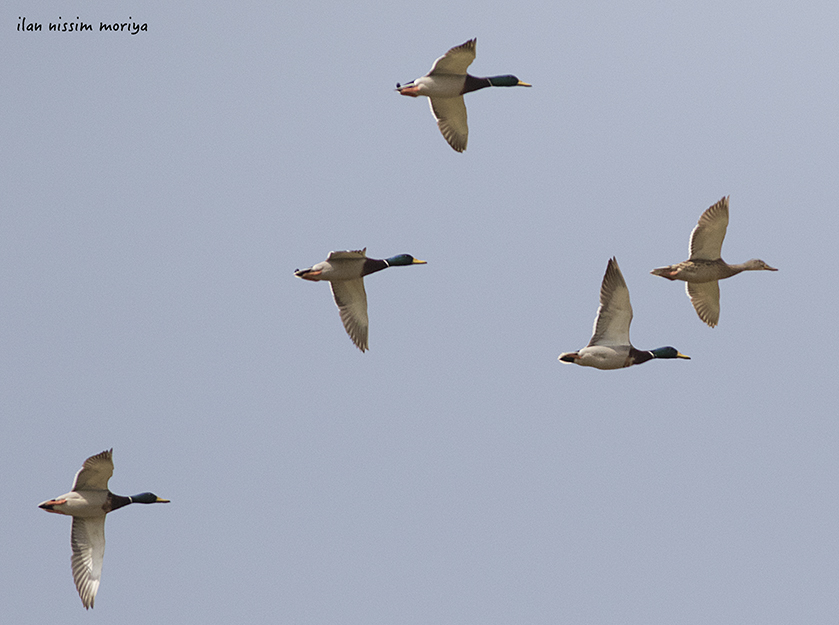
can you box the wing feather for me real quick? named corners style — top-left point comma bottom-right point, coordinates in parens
top-left (429, 97), bottom-right (468, 152)
top-left (689, 196), bottom-right (729, 260)
top-left (331, 279), bottom-right (369, 351)
top-left (686, 281), bottom-right (721, 327)
top-left (72, 449), bottom-right (114, 492)
top-left (326, 249), bottom-right (366, 261)
top-left (71, 517), bottom-right (106, 609)
top-left (588, 258), bottom-right (633, 347)
top-left (428, 39), bottom-right (476, 75)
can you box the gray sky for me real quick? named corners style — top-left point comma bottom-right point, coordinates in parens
top-left (3, 1), bottom-right (838, 623)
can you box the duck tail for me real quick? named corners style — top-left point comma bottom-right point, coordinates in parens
top-left (650, 266), bottom-right (677, 280)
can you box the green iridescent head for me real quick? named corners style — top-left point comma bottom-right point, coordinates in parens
top-left (487, 75), bottom-right (532, 87)
top-left (650, 347), bottom-right (690, 360)
top-left (130, 492), bottom-right (171, 504)
top-left (385, 254), bottom-right (427, 266)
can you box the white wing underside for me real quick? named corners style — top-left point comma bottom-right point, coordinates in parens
top-left (71, 516), bottom-right (106, 609)
top-left (331, 279), bottom-right (369, 351)
top-left (430, 97), bottom-right (468, 152)
top-left (428, 39), bottom-right (476, 75)
top-left (686, 281), bottom-right (721, 327)
top-left (588, 258), bottom-right (633, 347)
top-left (689, 196), bottom-right (729, 260)
top-left (72, 449), bottom-right (114, 491)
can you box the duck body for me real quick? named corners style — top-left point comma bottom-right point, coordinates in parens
top-left (397, 74), bottom-right (469, 99)
top-left (295, 249), bottom-right (426, 352)
top-left (651, 257), bottom-right (777, 283)
top-left (398, 73), bottom-right (524, 99)
top-left (396, 38), bottom-right (531, 152)
top-left (559, 344), bottom-right (631, 370)
top-left (295, 251), bottom-right (389, 282)
top-left (40, 490), bottom-right (116, 517)
top-left (559, 345), bottom-right (680, 370)
top-left (39, 489), bottom-right (157, 517)
top-left (39, 449), bottom-right (169, 609)
top-left (558, 257), bottom-right (690, 371)
top-left (650, 196), bottom-right (777, 327)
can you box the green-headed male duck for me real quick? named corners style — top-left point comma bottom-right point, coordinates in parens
top-left (39, 449), bottom-right (169, 609)
top-left (650, 196), bottom-right (777, 327)
top-left (396, 38), bottom-right (531, 152)
top-left (559, 257), bottom-right (690, 370)
top-left (295, 248), bottom-right (426, 352)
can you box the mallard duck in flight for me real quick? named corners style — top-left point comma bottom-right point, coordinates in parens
top-left (396, 38), bottom-right (531, 152)
top-left (559, 257), bottom-right (690, 369)
top-left (295, 248), bottom-right (426, 351)
top-left (39, 449), bottom-right (169, 609)
top-left (650, 196), bottom-right (777, 327)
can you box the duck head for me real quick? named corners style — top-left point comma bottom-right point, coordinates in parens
top-left (385, 254), bottom-right (427, 266)
top-left (128, 492), bottom-right (170, 504)
top-left (650, 347), bottom-right (691, 360)
top-left (486, 75), bottom-right (532, 87)
top-left (744, 259), bottom-right (778, 272)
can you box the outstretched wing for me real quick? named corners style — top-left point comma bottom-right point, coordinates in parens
top-left (72, 449), bottom-right (114, 492)
top-left (588, 257), bottom-right (633, 347)
top-left (331, 279), bottom-right (369, 351)
top-left (428, 39), bottom-right (476, 75)
top-left (429, 96), bottom-right (468, 152)
top-left (689, 196), bottom-right (729, 260)
top-left (686, 280), bottom-right (721, 327)
top-left (71, 516), bottom-right (106, 609)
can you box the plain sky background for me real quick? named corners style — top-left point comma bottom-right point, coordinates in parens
top-left (2, 1), bottom-right (838, 623)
